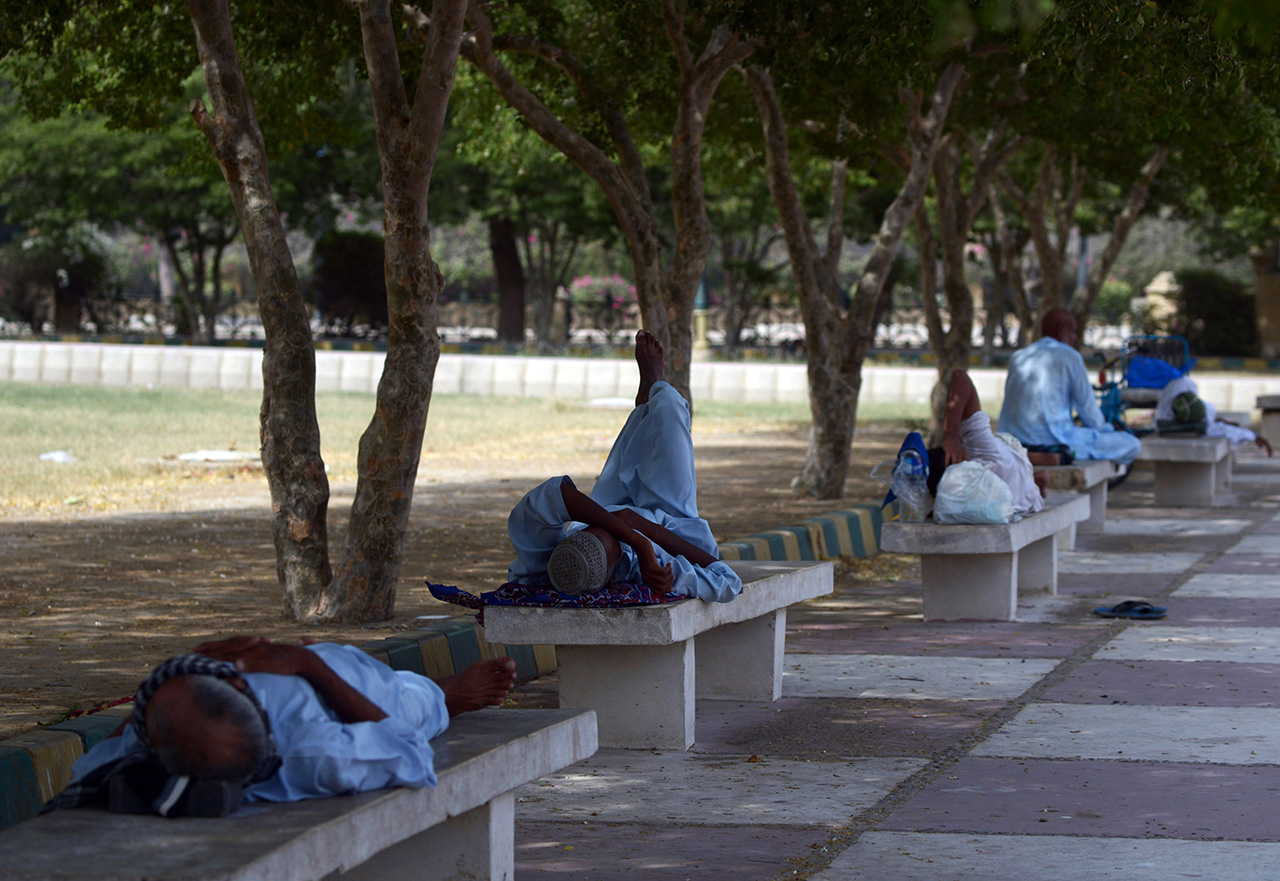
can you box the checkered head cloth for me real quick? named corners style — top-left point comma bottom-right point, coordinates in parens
top-left (547, 530), bottom-right (610, 595)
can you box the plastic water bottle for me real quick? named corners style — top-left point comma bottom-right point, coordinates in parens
top-left (894, 449), bottom-right (930, 523)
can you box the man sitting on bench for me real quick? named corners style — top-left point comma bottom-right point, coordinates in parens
top-left (933, 368), bottom-right (1049, 516)
top-left (46, 636), bottom-right (516, 815)
top-left (999, 308), bottom-right (1142, 466)
top-left (506, 330), bottom-right (741, 602)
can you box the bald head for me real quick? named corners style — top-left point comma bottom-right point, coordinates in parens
top-left (145, 675), bottom-right (268, 780)
top-left (1041, 309), bottom-right (1078, 346)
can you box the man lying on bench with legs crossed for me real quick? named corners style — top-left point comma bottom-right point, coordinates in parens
top-left (46, 636), bottom-right (516, 816)
top-left (506, 330), bottom-right (741, 602)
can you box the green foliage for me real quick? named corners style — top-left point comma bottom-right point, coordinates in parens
top-left (309, 231), bottom-right (387, 337)
top-left (1171, 267), bottom-right (1257, 356)
top-left (1092, 277), bottom-right (1134, 326)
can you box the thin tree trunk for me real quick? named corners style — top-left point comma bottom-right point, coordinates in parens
top-left (747, 62), bottom-right (963, 498)
top-left (489, 215), bottom-right (526, 344)
top-left (187, 0), bottom-right (333, 617)
top-left (320, 0), bottom-right (467, 622)
top-left (1074, 146), bottom-right (1169, 337)
top-left (462, 1), bottom-right (752, 401)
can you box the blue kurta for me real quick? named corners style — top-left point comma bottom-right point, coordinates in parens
top-left (998, 336), bottom-right (1141, 464)
top-left (507, 380), bottom-right (742, 603)
top-left (63, 643), bottom-right (450, 802)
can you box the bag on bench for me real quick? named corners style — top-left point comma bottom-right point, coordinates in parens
top-left (933, 460), bottom-right (1015, 525)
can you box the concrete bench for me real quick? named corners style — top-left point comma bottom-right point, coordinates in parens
top-left (1138, 435), bottom-right (1231, 506)
top-left (482, 561), bottom-right (834, 750)
top-left (1041, 460), bottom-right (1120, 547)
top-left (1258, 394), bottom-right (1280, 442)
top-left (0, 708), bottom-right (596, 881)
top-left (880, 495), bottom-right (1090, 622)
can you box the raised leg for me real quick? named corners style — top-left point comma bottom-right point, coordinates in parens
top-left (1017, 534), bottom-right (1058, 595)
top-left (696, 609), bottom-right (786, 701)
top-left (340, 792), bottom-right (514, 881)
top-left (920, 553), bottom-right (1017, 622)
top-left (557, 641), bottom-right (695, 750)
top-left (1154, 461), bottom-right (1216, 506)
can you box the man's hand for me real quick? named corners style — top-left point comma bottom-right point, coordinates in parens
top-left (638, 548), bottom-right (674, 594)
top-left (194, 636), bottom-right (317, 678)
top-left (942, 436), bottom-right (968, 467)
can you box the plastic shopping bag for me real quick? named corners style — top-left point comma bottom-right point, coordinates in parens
top-left (932, 460), bottom-right (1015, 525)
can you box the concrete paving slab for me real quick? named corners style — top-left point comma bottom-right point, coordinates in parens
top-left (1175, 573), bottom-right (1280, 598)
top-left (1039, 659), bottom-right (1280, 707)
top-left (1057, 551), bottom-right (1204, 574)
top-left (1203, 553), bottom-right (1280, 573)
top-left (815, 832), bottom-right (1280, 881)
top-left (785, 622), bottom-right (1099, 658)
top-left (1157, 596), bottom-right (1280, 626)
top-left (973, 703), bottom-right (1280, 764)
top-left (1103, 517), bottom-right (1253, 537)
top-left (514, 751), bottom-right (925, 826)
top-left (1096, 625), bottom-right (1280, 663)
top-left (783, 654), bottom-right (1059, 701)
top-left (690, 697), bottom-right (1004, 758)
top-left (881, 756), bottom-right (1280, 840)
top-left (1226, 535), bottom-right (1280, 554)
top-left (1057, 573), bottom-right (1178, 597)
top-left (516, 822), bottom-right (831, 879)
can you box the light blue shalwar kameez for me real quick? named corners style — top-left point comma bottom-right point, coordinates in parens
top-left (62, 643), bottom-right (450, 802)
top-left (998, 336), bottom-right (1141, 464)
top-left (506, 380), bottom-right (742, 603)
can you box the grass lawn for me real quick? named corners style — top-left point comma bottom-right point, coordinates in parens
top-left (0, 383), bottom-right (929, 516)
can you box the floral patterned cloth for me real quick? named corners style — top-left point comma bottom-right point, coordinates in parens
top-left (427, 580), bottom-right (686, 624)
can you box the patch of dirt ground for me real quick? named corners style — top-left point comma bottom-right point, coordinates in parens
top-left (0, 421), bottom-right (910, 739)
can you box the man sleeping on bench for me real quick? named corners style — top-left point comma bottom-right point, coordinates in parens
top-left (44, 636), bottom-right (516, 817)
top-left (506, 330), bottom-right (741, 603)
top-left (891, 369), bottom-right (1050, 518)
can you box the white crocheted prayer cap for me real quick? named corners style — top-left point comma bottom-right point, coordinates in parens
top-left (547, 530), bottom-right (610, 595)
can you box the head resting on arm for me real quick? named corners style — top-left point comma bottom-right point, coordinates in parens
top-left (145, 674), bottom-right (271, 780)
top-left (547, 528), bottom-right (620, 595)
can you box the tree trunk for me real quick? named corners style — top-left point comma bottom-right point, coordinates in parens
top-left (489, 215), bottom-right (526, 344)
top-left (462, 1), bottom-right (752, 402)
top-left (747, 62), bottom-right (963, 498)
top-left (1074, 146), bottom-right (1169, 337)
top-left (187, 0), bottom-right (333, 617)
top-left (317, 0), bottom-right (467, 622)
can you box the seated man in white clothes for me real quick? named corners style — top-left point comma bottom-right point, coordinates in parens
top-left (932, 368), bottom-right (1048, 516)
top-left (506, 330), bottom-right (741, 602)
top-left (999, 309), bottom-right (1142, 465)
top-left (1155, 375), bottom-right (1274, 456)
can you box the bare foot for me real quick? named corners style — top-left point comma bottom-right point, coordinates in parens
top-left (635, 329), bottom-right (664, 406)
top-left (436, 657), bottom-right (517, 716)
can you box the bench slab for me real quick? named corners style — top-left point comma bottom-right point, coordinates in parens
top-left (1139, 436), bottom-right (1230, 506)
top-left (0, 708), bottom-right (596, 881)
top-left (484, 561), bottom-right (833, 750)
top-left (881, 496), bottom-right (1089, 622)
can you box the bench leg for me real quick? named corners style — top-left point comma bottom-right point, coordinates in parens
top-left (696, 608), bottom-right (786, 701)
top-left (1017, 535), bottom-right (1057, 596)
top-left (1080, 481), bottom-right (1107, 535)
top-left (1216, 451), bottom-right (1234, 495)
top-left (339, 792), bottom-right (514, 881)
top-left (920, 553), bottom-right (1017, 622)
top-left (1154, 461), bottom-right (1216, 506)
top-left (557, 642), bottom-right (694, 750)
top-left (1055, 523), bottom-right (1077, 552)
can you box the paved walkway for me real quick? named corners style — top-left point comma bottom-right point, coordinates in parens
top-left (508, 449), bottom-right (1280, 879)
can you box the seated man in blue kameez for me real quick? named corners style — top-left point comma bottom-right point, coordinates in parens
top-left (999, 309), bottom-right (1141, 465)
top-left (506, 330), bottom-right (742, 603)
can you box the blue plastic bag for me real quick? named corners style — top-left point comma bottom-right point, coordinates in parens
top-left (1125, 355), bottom-right (1187, 389)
